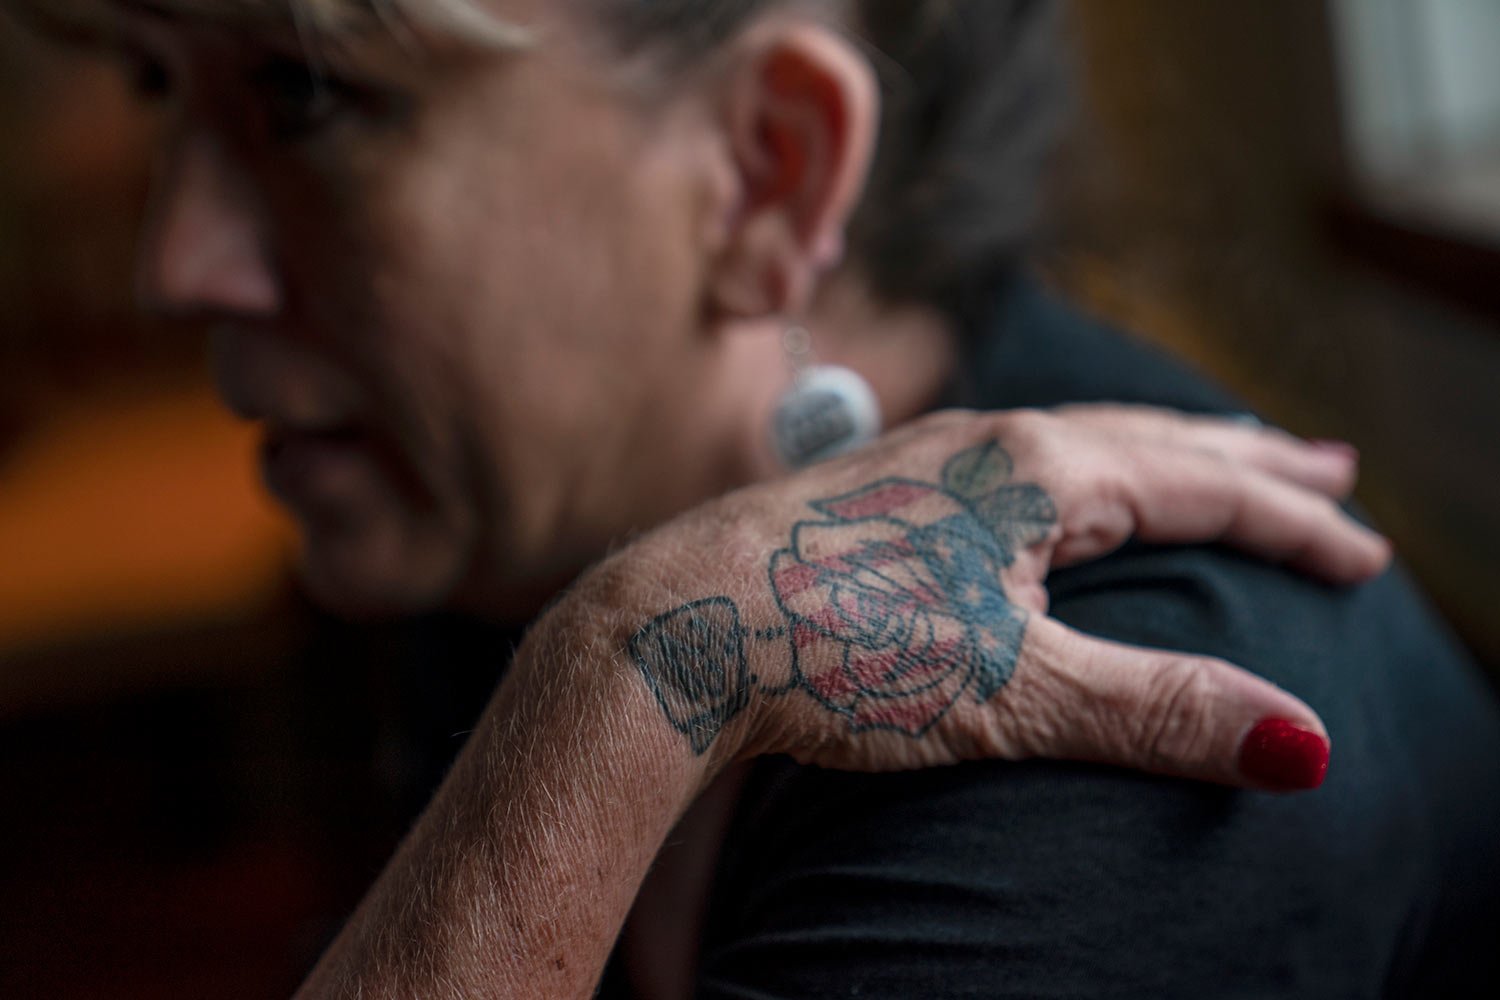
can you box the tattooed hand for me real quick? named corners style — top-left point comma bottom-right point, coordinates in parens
top-left (567, 407), bottom-right (1388, 788)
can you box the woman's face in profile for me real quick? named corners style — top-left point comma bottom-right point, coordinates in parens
top-left (111, 0), bottom-right (765, 616)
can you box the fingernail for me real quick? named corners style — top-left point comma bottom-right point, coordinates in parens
top-left (1238, 719), bottom-right (1330, 791)
top-left (1309, 439), bottom-right (1359, 462)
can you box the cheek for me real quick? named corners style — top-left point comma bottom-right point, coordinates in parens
top-left (245, 168), bottom-right (493, 599)
top-left (264, 88), bottom-right (712, 594)
top-left (373, 120), bottom-right (702, 470)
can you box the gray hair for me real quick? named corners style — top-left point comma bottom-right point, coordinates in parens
top-left (591, 1), bottom-right (1074, 316)
top-left (12, 0), bottom-right (1071, 317)
top-left (5, 0), bottom-right (534, 47)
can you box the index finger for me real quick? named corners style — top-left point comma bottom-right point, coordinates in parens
top-left (1048, 438), bottom-right (1391, 583)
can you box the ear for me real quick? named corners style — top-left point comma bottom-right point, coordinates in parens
top-left (705, 22), bottom-right (878, 321)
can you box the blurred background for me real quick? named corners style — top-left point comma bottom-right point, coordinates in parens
top-left (1, 1), bottom-right (1497, 996)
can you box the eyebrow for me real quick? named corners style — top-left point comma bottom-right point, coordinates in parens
top-left (117, 0), bottom-right (537, 46)
top-left (102, 0), bottom-right (381, 33)
top-left (11, 0), bottom-right (536, 67)
top-left (5, 1), bottom-right (260, 44)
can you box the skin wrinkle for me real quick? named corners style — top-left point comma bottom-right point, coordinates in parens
top-left (1, 2), bottom-right (1400, 994)
top-left (362, 617), bottom-right (666, 997)
top-left (630, 438), bottom-right (1054, 759)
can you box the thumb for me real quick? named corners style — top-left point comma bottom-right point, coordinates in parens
top-left (999, 616), bottom-right (1330, 792)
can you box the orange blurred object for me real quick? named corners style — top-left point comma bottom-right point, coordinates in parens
top-left (0, 384), bottom-right (294, 656)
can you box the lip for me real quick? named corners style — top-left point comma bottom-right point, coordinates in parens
top-left (218, 389), bottom-right (359, 431)
top-left (209, 327), bottom-right (363, 429)
top-left (259, 425), bottom-right (377, 512)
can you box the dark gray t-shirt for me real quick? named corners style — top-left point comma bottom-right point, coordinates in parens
top-left (688, 282), bottom-right (1500, 998)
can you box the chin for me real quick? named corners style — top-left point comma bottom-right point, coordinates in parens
top-left (293, 518), bottom-right (470, 620)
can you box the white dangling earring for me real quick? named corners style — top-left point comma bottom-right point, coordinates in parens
top-left (770, 325), bottom-right (882, 470)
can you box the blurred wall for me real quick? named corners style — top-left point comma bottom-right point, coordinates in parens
top-left (0, 23), bottom-right (295, 704)
top-left (0, 6), bottom-right (1496, 996)
top-left (1055, 0), bottom-right (1500, 668)
top-left (2, 6), bottom-right (1495, 676)
top-left (0, 27), bottom-right (195, 409)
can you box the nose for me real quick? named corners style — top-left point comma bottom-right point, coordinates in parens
top-left (135, 127), bottom-right (283, 319)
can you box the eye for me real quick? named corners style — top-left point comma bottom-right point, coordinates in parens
top-left (250, 56), bottom-right (362, 141)
top-left (119, 48), bottom-right (173, 104)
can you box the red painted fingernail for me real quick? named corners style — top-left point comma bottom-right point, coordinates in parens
top-left (1309, 439), bottom-right (1359, 462)
top-left (1238, 719), bottom-right (1330, 791)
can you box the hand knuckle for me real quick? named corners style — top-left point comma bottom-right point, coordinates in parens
top-left (1141, 657), bottom-right (1218, 769)
top-left (990, 407), bottom-right (1059, 457)
top-left (918, 408), bottom-right (977, 434)
top-left (998, 406), bottom-right (1054, 436)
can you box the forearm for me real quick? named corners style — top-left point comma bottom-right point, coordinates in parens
top-left (294, 600), bottom-right (723, 1000)
top-left (291, 413), bottom-right (1366, 995)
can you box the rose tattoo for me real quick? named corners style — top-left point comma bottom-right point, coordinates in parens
top-left (629, 440), bottom-right (1057, 754)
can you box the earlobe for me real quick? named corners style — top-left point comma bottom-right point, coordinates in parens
top-left (704, 23), bottom-right (878, 322)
